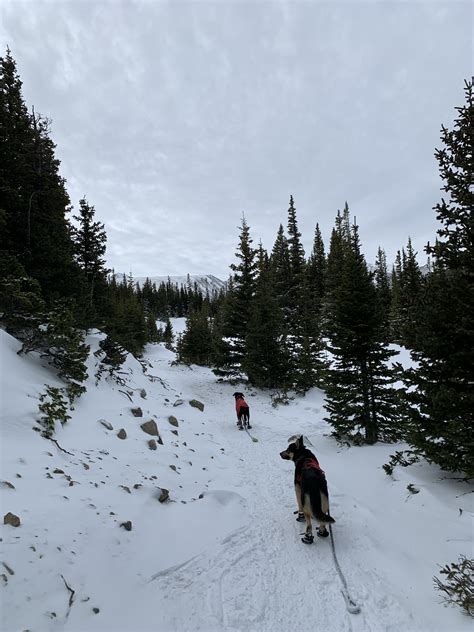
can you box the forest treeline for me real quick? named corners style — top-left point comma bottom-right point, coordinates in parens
top-left (0, 49), bottom-right (472, 476)
top-left (177, 83), bottom-right (473, 476)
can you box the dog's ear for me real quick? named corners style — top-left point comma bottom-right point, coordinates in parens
top-left (288, 434), bottom-right (304, 449)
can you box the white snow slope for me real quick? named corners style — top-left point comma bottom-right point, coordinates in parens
top-left (1, 325), bottom-right (472, 632)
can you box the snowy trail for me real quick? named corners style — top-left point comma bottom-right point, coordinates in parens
top-left (146, 375), bottom-right (413, 632)
top-left (2, 329), bottom-right (472, 632)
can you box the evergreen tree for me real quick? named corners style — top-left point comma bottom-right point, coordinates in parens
top-left (324, 217), bottom-right (400, 443)
top-left (0, 49), bottom-right (80, 304)
top-left (389, 250), bottom-right (404, 342)
top-left (96, 335), bottom-right (127, 381)
top-left (244, 252), bottom-right (289, 388)
top-left (270, 223), bottom-right (291, 317)
top-left (71, 197), bottom-right (107, 326)
top-left (404, 80), bottom-right (474, 476)
top-left (0, 252), bottom-right (44, 339)
top-left (214, 217), bottom-right (257, 377)
top-left (163, 318), bottom-right (174, 350)
top-left (400, 238), bottom-right (424, 348)
top-left (374, 246), bottom-right (392, 335)
top-left (307, 222), bottom-right (327, 314)
top-left (178, 307), bottom-right (212, 365)
top-left (286, 195), bottom-right (306, 320)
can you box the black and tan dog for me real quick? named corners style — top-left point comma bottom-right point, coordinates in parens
top-left (280, 435), bottom-right (335, 544)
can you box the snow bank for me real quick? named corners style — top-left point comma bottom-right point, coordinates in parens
top-left (1, 329), bottom-right (472, 632)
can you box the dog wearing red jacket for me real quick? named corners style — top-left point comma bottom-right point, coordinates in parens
top-left (233, 392), bottom-right (251, 429)
top-left (280, 435), bottom-right (335, 544)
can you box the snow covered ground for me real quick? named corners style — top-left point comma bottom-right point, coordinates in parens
top-left (1, 323), bottom-right (472, 632)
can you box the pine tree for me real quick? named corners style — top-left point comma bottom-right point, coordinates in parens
top-left (0, 49), bottom-right (82, 308)
top-left (286, 195), bottom-right (306, 321)
top-left (96, 335), bottom-right (127, 381)
top-left (404, 80), bottom-right (474, 476)
top-left (71, 197), bottom-right (107, 326)
top-left (163, 318), bottom-right (174, 350)
top-left (270, 223), bottom-right (291, 317)
top-left (389, 250), bottom-right (404, 342)
top-left (324, 217), bottom-right (400, 443)
top-left (214, 217), bottom-right (257, 377)
top-left (178, 307), bottom-right (212, 365)
top-left (400, 238), bottom-right (424, 348)
top-left (374, 247), bottom-right (392, 335)
top-left (307, 222), bottom-right (326, 314)
top-left (244, 251), bottom-right (289, 388)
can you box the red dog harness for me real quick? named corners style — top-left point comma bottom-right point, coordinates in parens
top-left (295, 457), bottom-right (325, 483)
top-left (235, 397), bottom-right (249, 414)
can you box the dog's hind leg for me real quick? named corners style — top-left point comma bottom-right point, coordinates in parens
top-left (301, 493), bottom-right (314, 544)
top-left (315, 489), bottom-right (335, 537)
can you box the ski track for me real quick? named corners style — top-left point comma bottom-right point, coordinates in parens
top-left (149, 377), bottom-right (417, 632)
top-left (3, 334), bottom-right (469, 632)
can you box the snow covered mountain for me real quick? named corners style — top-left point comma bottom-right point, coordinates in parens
top-left (1, 326), bottom-right (472, 632)
top-left (115, 273), bottom-right (226, 295)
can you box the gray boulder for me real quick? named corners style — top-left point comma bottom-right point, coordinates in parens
top-left (140, 420), bottom-right (159, 437)
top-left (158, 488), bottom-right (169, 503)
top-left (99, 420), bottom-right (113, 431)
top-left (3, 512), bottom-right (20, 527)
top-left (189, 399), bottom-right (204, 412)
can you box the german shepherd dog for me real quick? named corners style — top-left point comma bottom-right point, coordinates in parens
top-left (280, 435), bottom-right (335, 544)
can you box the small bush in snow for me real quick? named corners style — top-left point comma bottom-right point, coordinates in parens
top-left (382, 449), bottom-right (421, 476)
top-left (95, 335), bottom-right (127, 384)
top-left (271, 390), bottom-right (292, 408)
top-left (38, 386), bottom-right (71, 436)
top-left (433, 556), bottom-right (474, 617)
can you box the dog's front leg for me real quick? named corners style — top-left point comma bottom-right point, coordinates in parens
top-left (294, 482), bottom-right (305, 521)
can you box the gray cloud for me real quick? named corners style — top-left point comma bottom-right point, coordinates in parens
top-left (1, 0), bottom-right (472, 276)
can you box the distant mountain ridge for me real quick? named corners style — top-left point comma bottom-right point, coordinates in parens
top-left (116, 273), bottom-right (226, 295)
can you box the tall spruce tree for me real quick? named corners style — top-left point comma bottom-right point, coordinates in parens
top-left (178, 306), bottom-right (212, 365)
top-left (214, 217), bottom-right (257, 377)
top-left (307, 222), bottom-right (327, 314)
top-left (374, 246), bottom-right (392, 336)
top-left (400, 238), bottom-right (424, 349)
top-left (324, 216), bottom-right (400, 443)
top-left (244, 249), bottom-right (289, 388)
top-left (404, 80), bottom-right (474, 476)
top-left (0, 49), bottom-right (80, 304)
top-left (270, 223), bottom-right (291, 319)
top-left (71, 197), bottom-right (108, 327)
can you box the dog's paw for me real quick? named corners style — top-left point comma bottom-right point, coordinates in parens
top-left (301, 533), bottom-right (314, 544)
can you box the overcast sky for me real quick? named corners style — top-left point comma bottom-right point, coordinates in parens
top-left (1, 1), bottom-right (472, 277)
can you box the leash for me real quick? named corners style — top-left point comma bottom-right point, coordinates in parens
top-left (244, 427), bottom-right (258, 442)
top-left (328, 524), bottom-right (361, 614)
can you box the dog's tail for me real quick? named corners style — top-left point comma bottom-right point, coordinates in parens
top-left (310, 486), bottom-right (336, 525)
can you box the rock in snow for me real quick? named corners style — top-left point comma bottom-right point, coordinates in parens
top-left (120, 521), bottom-right (132, 531)
top-left (3, 512), bottom-right (20, 527)
top-left (140, 420), bottom-right (160, 437)
top-left (189, 399), bottom-right (204, 412)
top-left (99, 420), bottom-right (113, 431)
